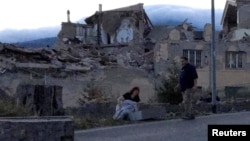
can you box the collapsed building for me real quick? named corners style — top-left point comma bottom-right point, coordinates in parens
top-left (58, 3), bottom-right (153, 46)
top-left (1, 1), bottom-right (250, 112)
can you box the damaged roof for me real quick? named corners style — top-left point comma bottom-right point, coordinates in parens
top-left (145, 26), bottom-right (173, 42)
top-left (85, 3), bottom-right (153, 35)
top-left (221, 0), bottom-right (237, 25)
top-left (85, 3), bottom-right (145, 24)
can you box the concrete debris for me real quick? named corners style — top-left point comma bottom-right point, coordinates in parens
top-left (0, 41), bottom-right (148, 77)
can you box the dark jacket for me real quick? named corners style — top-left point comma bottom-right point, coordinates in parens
top-left (179, 63), bottom-right (198, 92)
top-left (123, 92), bottom-right (140, 102)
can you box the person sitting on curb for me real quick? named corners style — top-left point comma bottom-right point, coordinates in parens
top-left (113, 86), bottom-right (141, 120)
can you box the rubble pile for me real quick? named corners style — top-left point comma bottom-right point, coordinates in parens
top-left (0, 41), bottom-right (153, 78)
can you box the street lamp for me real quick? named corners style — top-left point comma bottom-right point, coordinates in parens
top-left (211, 0), bottom-right (217, 113)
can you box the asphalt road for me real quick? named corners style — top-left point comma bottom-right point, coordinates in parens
top-left (75, 111), bottom-right (250, 141)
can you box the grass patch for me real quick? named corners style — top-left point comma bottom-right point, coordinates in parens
top-left (0, 94), bottom-right (30, 117)
top-left (73, 116), bottom-right (137, 130)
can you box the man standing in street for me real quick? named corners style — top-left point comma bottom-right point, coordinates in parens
top-left (176, 56), bottom-right (198, 120)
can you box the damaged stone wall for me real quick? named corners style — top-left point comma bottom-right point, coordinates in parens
top-left (221, 0), bottom-right (250, 40)
top-left (238, 5), bottom-right (250, 28)
top-left (16, 85), bottom-right (63, 116)
top-left (58, 22), bottom-right (76, 40)
top-left (0, 39), bottom-right (156, 108)
top-left (236, 0), bottom-right (250, 28)
top-left (0, 70), bottom-right (155, 108)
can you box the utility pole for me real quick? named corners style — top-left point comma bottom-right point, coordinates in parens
top-left (211, 0), bottom-right (217, 113)
top-left (97, 4), bottom-right (102, 48)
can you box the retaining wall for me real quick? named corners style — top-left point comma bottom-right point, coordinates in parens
top-left (65, 100), bottom-right (250, 118)
top-left (0, 116), bottom-right (74, 141)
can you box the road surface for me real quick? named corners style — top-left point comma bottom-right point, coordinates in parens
top-left (75, 111), bottom-right (250, 141)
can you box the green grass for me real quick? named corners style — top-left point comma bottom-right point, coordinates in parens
top-left (0, 95), bottom-right (30, 117)
top-left (73, 116), bottom-right (137, 130)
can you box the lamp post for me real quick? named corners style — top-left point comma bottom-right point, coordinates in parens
top-left (211, 0), bottom-right (217, 113)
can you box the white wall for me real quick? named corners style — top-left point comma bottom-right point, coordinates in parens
top-left (232, 28), bottom-right (250, 41)
top-left (115, 19), bottom-right (134, 43)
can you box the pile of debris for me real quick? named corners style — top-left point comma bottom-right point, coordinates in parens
top-left (0, 40), bottom-right (153, 78)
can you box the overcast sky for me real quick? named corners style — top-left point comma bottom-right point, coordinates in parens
top-left (0, 0), bottom-right (227, 31)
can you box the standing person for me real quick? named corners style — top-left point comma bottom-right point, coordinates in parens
top-left (176, 56), bottom-right (198, 120)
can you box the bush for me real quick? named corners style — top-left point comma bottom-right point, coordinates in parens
top-left (157, 60), bottom-right (183, 105)
top-left (0, 94), bottom-right (30, 117)
top-left (78, 82), bottom-right (111, 105)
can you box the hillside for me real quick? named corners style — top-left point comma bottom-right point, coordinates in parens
top-left (13, 37), bottom-right (57, 48)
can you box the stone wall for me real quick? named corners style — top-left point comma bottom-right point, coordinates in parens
top-left (0, 67), bottom-right (156, 108)
top-left (16, 85), bottom-right (64, 116)
top-left (65, 100), bottom-right (250, 119)
top-left (0, 116), bottom-right (74, 141)
top-left (65, 102), bottom-right (166, 120)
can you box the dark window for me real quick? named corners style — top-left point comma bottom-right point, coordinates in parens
top-left (107, 33), bottom-right (111, 44)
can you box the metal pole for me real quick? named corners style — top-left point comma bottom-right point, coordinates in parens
top-left (211, 0), bottom-right (217, 113)
top-left (97, 4), bottom-right (102, 47)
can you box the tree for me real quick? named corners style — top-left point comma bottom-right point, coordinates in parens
top-left (157, 60), bottom-right (183, 105)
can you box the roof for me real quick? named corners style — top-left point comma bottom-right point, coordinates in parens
top-left (85, 3), bottom-right (152, 34)
top-left (145, 26), bottom-right (173, 42)
top-left (106, 3), bottom-right (144, 12)
top-left (221, 0), bottom-right (237, 25)
top-left (85, 3), bottom-right (144, 24)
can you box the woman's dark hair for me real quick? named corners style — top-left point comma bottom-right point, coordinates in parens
top-left (181, 56), bottom-right (188, 61)
top-left (130, 86), bottom-right (140, 94)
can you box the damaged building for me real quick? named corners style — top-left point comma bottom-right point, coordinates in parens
top-left (153, 0), bottom-right (250, 96)
top-left (58, 3), bottom-right (153, 46)
top-left (0, 3), bottom-right (156, 110)
top-left (1, 1), bottom-right (250, 111)
top-left (221, 0), bottom-right (250, 41)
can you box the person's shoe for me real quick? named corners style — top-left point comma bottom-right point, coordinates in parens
top-left (182, 114), bottom-right (195, 120)
top-left (189, 114), bottom-right (195, 120)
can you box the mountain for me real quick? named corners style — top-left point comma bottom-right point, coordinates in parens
top-left (14, 37), bottom-right (57, 48)
top-left (0, 26), bottom-right (60, 43)
top-left (145, 5), bottom-right (223, 30)
top-left (0, 4), bottom-right (224, 45)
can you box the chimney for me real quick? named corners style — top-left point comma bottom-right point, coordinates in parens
top-left (67, 10), bottom-right (71, 23)
top-left (99, 4), bottom-right (102, 12)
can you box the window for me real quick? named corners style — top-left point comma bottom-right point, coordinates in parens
top-left (225, 51), bottom-right (243, 69)
top-left (183, 50), bottom-right (202, 68)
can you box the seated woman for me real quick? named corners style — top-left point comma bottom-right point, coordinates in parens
top-left (113, 86), bottom-right (141, 120)
top-left (117, 86), bottom-right (140, 106)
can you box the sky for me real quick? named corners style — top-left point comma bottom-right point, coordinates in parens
top-left (0, 0), bottom-right (227, 31)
